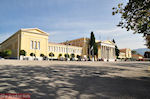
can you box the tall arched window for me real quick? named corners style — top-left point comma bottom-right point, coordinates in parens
top-left (34, 41), bottom-right (37, 49)
top-left (38, 41), bottom-right (40, 50)
top-left (31, 41), bottom-right (33, 49)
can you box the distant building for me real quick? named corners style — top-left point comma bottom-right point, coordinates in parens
top-left (61, 38), bottom-right (116, 61)
top-left (132, 54), bottom-right (143, 61)
top-left (119, 48), bottom-right (132, 59)
top-left (60, 37), bottom-right (90, 58)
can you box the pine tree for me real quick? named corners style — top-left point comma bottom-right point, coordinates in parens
top-left (112, 39), bottom-right (120, 58)
top-left (89, 32), bottom-right (98, 55)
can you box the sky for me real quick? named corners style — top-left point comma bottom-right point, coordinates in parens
top-left (0, 0), bottom-right (146, 49)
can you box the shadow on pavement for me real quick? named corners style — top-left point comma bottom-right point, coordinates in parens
top-left (0, 65), bottom-right (150, 99)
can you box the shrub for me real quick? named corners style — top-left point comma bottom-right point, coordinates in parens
top-left (49, 52), bottom-right (54, 57)
top-left (71, 53), bottom-right (75, 58)
top-left (64, 54), bottom-right (70, 58)
top-left (40, 54), bottom-right (45, 57)
top-left (0, 49), bottom-right (12, 58)
top-left (58, 53), bottom-right (62, 57)
top-left (20, 50), bottom-right (26, 56)
top-left (30, 53), bottom-right (35, 57)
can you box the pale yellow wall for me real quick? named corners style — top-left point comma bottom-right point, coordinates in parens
top-left (0, 30), bottom-right (21, 58)
top-left (20, 30), bottom-right (48, 57)
top-left (48, 43), bottom-right (82, 59)
top-left (97, 45), bottom-right (101, 58)
top-left (119, 52), bottom-right (126, 59)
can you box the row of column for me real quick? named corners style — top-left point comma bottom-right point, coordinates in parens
top-left (101, 45), bottom-right (115, 59)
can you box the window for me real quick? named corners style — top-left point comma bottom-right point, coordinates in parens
top-left (61, 47), bottom-right (63, 52)
top-left (64, 48), bottom-right (65, 53)
top-left (38, 41), bottom-right (40, 50)
top-left (54, 46), bottom-right (55, 52)
top-left (51, 46), bottom-right (53, 51)
top-left (34, 41), bottom-right (37, 49)
top-left (56, 47), bottom-right (58, 52)
top-left (59, 47), bottom-right (60, 52)
top-left (31, 41), bottom-right (33, 49)
top-left (49, 46), bottom-right (50, 51)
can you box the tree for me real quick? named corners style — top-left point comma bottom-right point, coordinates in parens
top-left (71, 53), bottom-right (75, 58)
top-left (77, 55), bottom-right (80, 59)
top-left (20, 50), bottom-right (26, 56)
top-left (131, 50), bottom-right (137, 55)
top-left (30, 53), bottom-right (35, 57)
top-left (49, 52), bottom-right (54, 58)
top-left (40, 54), bottom-right (45, 57)
top-left (112, 39), bottom-right (120, 58)
top-left (144, 51), bottom-right (150, 58)
top-left (0, 49), bottom-right (12, 58)
top-left (89, 31), bottom-right (98, 56)
top-left (58, 53), bottom-right (62, 57)
top-left (64, 54), bottom-right (69, 58)
top-left (77, 55), bottom-right (81, 61)
top-left (112, 0), bottom-right (150, 48)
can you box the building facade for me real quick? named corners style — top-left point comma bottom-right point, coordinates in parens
top-left (0, 28), bottom-right (82, 60)
top-left (48, 42), bottom-right (82, 59)
top-left (97, 41), bottom-right (116, 61)
top-left (0, 28), bottom-right (116, 61)
top-left (61, 38), bottom-right (116, 61)
top-left (60, 37), bottom-right (90, 59)
top-left (119, 48), bottom-right (132, 59)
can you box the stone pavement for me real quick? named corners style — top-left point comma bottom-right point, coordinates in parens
top-left (0, 60), bottom-right (150, 99)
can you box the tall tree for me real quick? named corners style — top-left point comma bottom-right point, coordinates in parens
top-left (89, 32), bottom-right (98, 55)
top-left (144, 51), bottom-right (150, 58)
top-left (112, 0), bottom-right (150, 48)
top-left (131, 50), bottom-right (137, 55)
top-left (112, 39), bottom-right (120, 58)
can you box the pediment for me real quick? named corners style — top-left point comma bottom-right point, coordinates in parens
top-left (21, 28), bottom-right (49, 36)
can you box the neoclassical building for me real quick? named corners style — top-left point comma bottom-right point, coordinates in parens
top-left (61, 38), bottom-right (116, 61)
top-left (0, 28), bottom-right (116, 61)
top-left (0, 28), bottom-right (82, 60)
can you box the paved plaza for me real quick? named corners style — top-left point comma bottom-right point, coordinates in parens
top-left (0, 60), bottom-right (150, 99)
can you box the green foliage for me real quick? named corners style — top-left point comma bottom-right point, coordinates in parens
top-left (20, 50), bottom-right (26, 56)
top-left (40, 54), bottom-right (45, 57)
top-left (112, 0), bottom-right (150, 48)
top-left (64, 53), bottom-right (70, 58)
top-left (0, 49), bottom-right (12, 58)
top-left (77, 55), bottom-right (80, 58)
top-left (112, 39), bottom-right (120, 58)
top-left (89, 31), bottom-right (98, 55)
top-left (71, 53), bottom-right (75, 58)
top-left (144, 51), bottom-right (150, 58)
top-left (49, 52), bottom-right (54, 57)
top-left (30, 53), bottom-right (35, 57)
top-left (112, 39), bottom-right (115, 43)
top-left (131, 50), bottom-right (137, 55)
top-left (115, 46), bottom-right (120, 58)
top-left (58, 53), bottom-right (62, 57)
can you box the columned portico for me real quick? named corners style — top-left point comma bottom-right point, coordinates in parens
top-left (97, 40), bottom-right (116, 61)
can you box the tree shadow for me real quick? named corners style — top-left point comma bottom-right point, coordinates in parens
top-left (0, 65), bottom-right (150, 99)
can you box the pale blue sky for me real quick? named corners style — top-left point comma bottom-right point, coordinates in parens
top-left (0, 0), bottom-right (146, 49)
